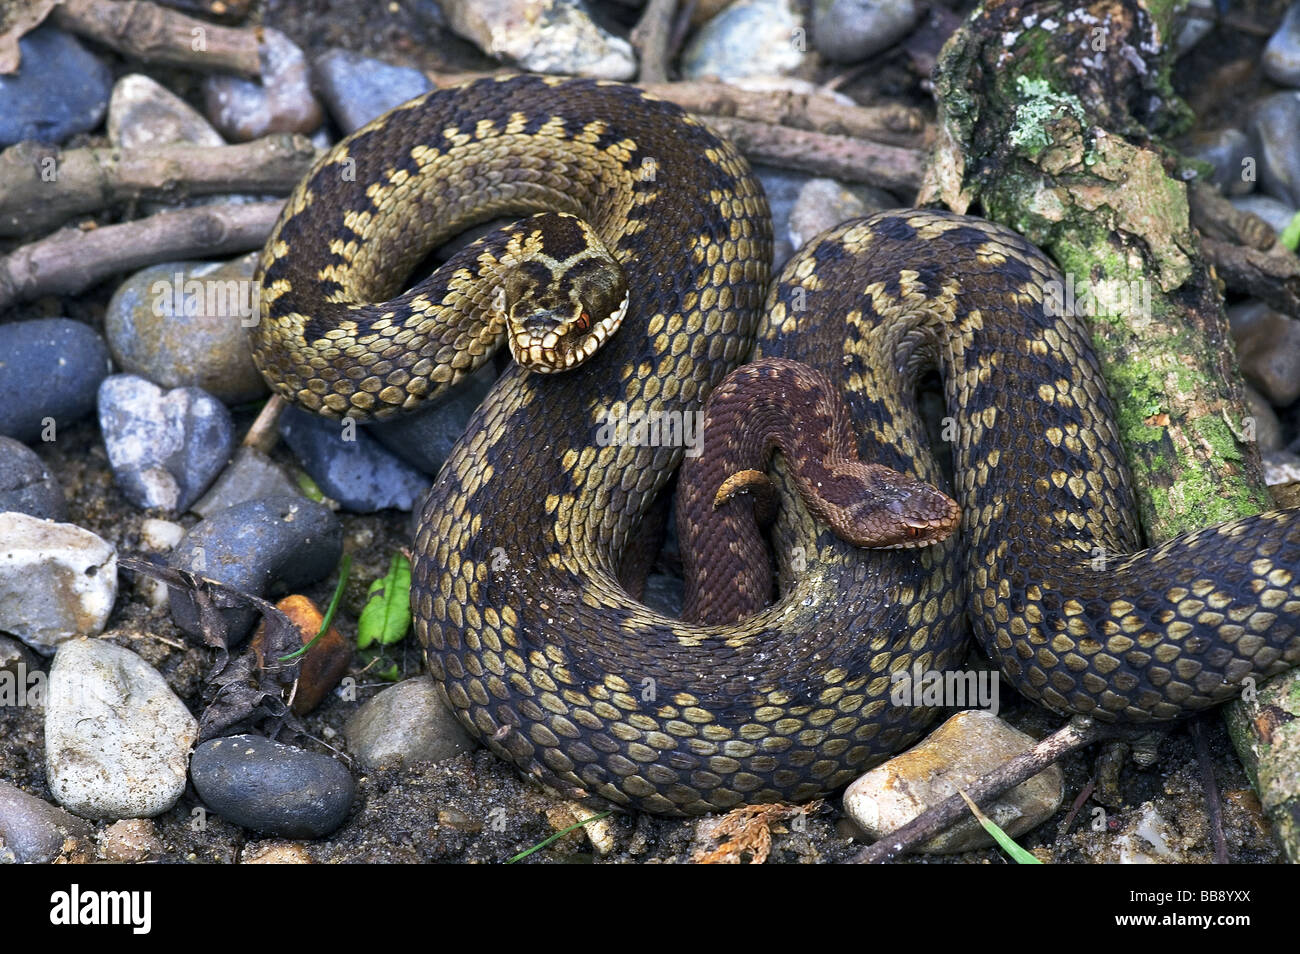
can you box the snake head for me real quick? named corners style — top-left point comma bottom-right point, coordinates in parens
top-left (826, 462), bottom-right (962, 549)
top-left (501, 212), bottom-right (629, 373)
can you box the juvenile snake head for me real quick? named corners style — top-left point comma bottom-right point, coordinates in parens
top-left (500, 212), bottom-right (629, 373)
top-left (830, 462), bottom-right (962, 549)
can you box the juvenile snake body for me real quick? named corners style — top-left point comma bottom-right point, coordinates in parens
top-left (253, 75), bottom-right (1300, 816)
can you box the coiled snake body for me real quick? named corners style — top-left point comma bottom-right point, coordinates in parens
top-left (254, 75), bottom-right (1300, 816)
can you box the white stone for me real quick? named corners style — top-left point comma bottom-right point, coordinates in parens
top-left (0, 512), bottom-right (116, 652)
top-left (45, 639), bottom-right (197, 820)
top-left (843, 709), bottom-right (1063, 853)
top-left (441, 0), bottom-right (637, 80)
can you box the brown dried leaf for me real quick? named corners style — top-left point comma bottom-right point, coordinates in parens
top-left (692, 800), bottom-right (822, 865)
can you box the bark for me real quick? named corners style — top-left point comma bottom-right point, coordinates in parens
top-left (0, 135), bottom-right (317, 237)
top-left (913, 0), bottom-right (1298, 863)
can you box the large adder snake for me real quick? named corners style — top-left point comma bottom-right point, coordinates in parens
top-left (252, 74), bottom-right (1300, 816)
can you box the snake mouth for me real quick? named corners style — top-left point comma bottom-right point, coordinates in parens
top-left (510, 292), bottom-right (630, 372)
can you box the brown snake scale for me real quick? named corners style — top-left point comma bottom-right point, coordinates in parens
top-left (253, 74), bottom-right (1300, 815)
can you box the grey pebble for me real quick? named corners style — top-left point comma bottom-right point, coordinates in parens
top-left (1180, 128), bottom-right (1253, 197)
top-left (0, 319), bottom-right (112, 443)
top-left (280, 406), bottom-right (431, 513)
top-left (0, 435), bottom-right (66, 520)
top-left (1251, 92), bottom-right (1300, 208)
top-left (755, 165), bottom-right (815, 272)
top-left (104, 256), bottom-right (267, 405)
top-left (190, 446), bottom-right (302, 519)
top-left (107, 73), bottom-right (225, 150)
top-left (345, 676), bottom-right (476, 770)
top-left (681, 0), bottom-right (806, 81)
top-left (0, 27), bottom-right (111, 147)
top-left (98, 375), bottom-right (236, 513)
top-left (1265, 1), bottom-right (1300, 88)
top-left (812, 0), bottom-right (920, 64)
top-left (190, 734), bottom-right (355, 839)
top-left (0, 781), bottom-right (92, 864)
top-left (45, 639), bottom-right (196, 820)
top-left (313, 49), bottom-right (434, 133)
top-left (439, 0), bottom-right (636, 80)
top-left (1228, 301), bottom-right (1300, 407)
top-left (168, 496), bottom-right (342, 644)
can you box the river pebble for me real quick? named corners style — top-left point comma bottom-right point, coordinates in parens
top-left (1251, 92), bottom-right (1300, 208)
top-left (104, 255), bottom-right (267, 404)
top-left (168, 496), bottom-right (342, 644)
top-left (0, 513), bottom-right (116, 652)
top-left (439, 0), bottom-right (636, 80)
top-left (0, 780), bottom-right (93, 864)
top-left (313, 49), bottom-right (435, 133)
top-left (202, 28), bottom-right (323, 141)
top-left (843, 709), bottom-right (1063, 853)
top-left (812, 0), bottom-right (920, 63)
top-left (280, 405), bottom-right (431, 512)
top-left (190, 446), bottom-right (302, 518)
top-left (1228, 302), bottom-right (1300, 407)
top-left (107, 73), bottom-right (225, 150)
top-left (1265, 1), bottom-right (1300, 88)
top-left (0, 26), bottom-right (111, 147)
top-left (98, 375), bottom-right (236, 513)
top-left (345, 676), bottom-right (476, 770)
top-left (681, 0), bottom-right (806, 81)
top-left (45, 639), bottom-right (197, 820)
top-left (0, 319), bottom-right (112, 443)
top-left (190, 734), bottom-right (355, 838)
top-left (0, 436), bottom-right (66, 520)
top-left (1180, 127), bottom-right (1253, 196)
top-left (98, 818), bottom-right (163, 863)
top-left (788, 178), bottom-right (891, 251)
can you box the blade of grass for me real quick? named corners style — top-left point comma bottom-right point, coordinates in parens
top-left (957, 788), bottom-right (1042, 864)
top-left (280, 553), bottom-right (352, 662)
top-left (507, 810), bottom-right (612, 863)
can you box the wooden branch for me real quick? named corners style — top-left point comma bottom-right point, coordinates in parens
top-left (0, 200), bottom-right (282, 310)
top-left (638, 80), bottom-right (930, 148)
top-left (0, 135), bottom-right (317, 237)
top-left (426, 70), bottom-right (930, 149)
top-left (631, 0), bottom-right (677, 83)
top-left (52, 0), bottom-right (262, 77)
top-left (1189, 181), bottom-right (1278, 251)
top-left (702, 116), bottom-right (922, 193)
top-left (1202, 237), bottom-right (1300, 320)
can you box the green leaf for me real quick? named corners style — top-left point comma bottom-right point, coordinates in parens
top-left (1281, 210), bottom-right (1300, 252)
top-left (357, 552), bottom-right (412, 649)
top-left (957, 788), bottom-right (1042, 864)
top-left (295, 471), bottom-right (326, 503)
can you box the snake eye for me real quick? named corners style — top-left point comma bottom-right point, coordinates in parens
top-left (575, 311), bottom-right (592, 333)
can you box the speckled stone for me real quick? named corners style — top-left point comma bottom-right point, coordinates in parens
top-left (104, 255), bottom-right (267, 404)
top-left (45, 639), bottom-right (197, 820)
